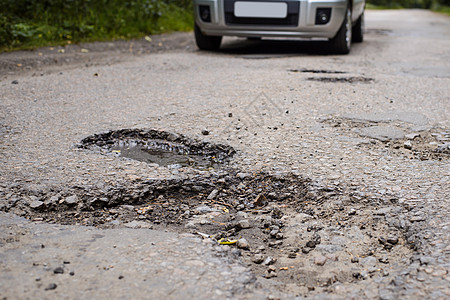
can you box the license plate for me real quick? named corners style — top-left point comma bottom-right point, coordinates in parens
top-left (234, 2), bottom-right (288, 19)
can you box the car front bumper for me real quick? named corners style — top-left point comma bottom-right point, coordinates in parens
top-left (194, 0), bottom-right (348, 39)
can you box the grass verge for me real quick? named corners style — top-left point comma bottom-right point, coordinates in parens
top-left (0, 0), bottom-right (194, 53)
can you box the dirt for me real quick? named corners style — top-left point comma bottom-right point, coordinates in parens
top-left (0, 32), bottom-right (196, 79)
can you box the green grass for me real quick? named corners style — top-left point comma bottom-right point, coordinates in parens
top-left (366, 2), bottom-right (450, 15)
top-left (0, 0), bottom-right (194, 52)
top-left (431, 5), bottom-right (450, 15)
top-left (366, 4), bottom-right (404, 9)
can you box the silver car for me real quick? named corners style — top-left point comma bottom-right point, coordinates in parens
top-left (194, 0), bottom-right (365, 54)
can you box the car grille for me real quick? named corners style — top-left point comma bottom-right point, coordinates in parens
top-left (224, 0), bottom-right (300, 27)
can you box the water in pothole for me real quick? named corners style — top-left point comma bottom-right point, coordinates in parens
top-left (112, 143), bottom-right (220, 169)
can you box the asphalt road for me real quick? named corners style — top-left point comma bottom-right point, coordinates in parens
top-left (0, 9), bottom-right (449, 299)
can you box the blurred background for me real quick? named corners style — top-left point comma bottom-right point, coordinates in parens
top-left (0, 0), bottom-right (449, 52)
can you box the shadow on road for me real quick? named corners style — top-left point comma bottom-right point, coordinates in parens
top-left (216, 38), bottom-right (334, 57)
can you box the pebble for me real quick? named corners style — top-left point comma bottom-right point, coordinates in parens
top-left (405, 133), bottom-right (420, 140)
top-left (263, 256), bottom-right (276, 265)
top-left (236, 238), bottom-right (249, 250)
top-left (404, 141), bottom-right (413, 150)
top-left (207, 189), bottom-right (219, 200)
top-left (201, 129), bottom-right (210, 135)
top-left (379, 257), bottom-right (389, 264)
top-left (387, 235), bottom-right (399, 245)
top-left (65, 195), bottom-right (79, 205)
top-left (302, 247), bottom-right (312, 254)
top-left (315, 255), bottom-right (327, 266)
top-left (236, 220), bottom-right (251, 229)
top-left (45, 283), bottom-right (57, 291)
top-left (237, 173), bottom-right (250, 179)
top-left (30, 200), bottom-right (44, 209)
top-left (416, 273), bottom-right (427, 282)
top-left (252, 254), bottom-right (264, 264)
top-left (53, 266), bottom-right (64, 274)
top-left (351, 257), bottom-right (359, 263)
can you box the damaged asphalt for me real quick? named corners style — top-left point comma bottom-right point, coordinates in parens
top-left (0, 9), bottom-right (449, 299)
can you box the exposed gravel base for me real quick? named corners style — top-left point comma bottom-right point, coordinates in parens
top-left (0, 9), bottom-right (449, 299)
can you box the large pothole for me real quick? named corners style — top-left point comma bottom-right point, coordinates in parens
top-left (3, 129), bottom-right (418, 297)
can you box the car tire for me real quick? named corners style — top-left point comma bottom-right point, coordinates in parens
top-left (329, 6), bottom-right (352, 54)
top-left (194, 24), bottom-right (222, 51)
top-left (352, 12), bottom-right (364, 43)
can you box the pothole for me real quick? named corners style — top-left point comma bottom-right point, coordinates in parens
top-left (323, 117), bottom-right (450, 161)
top-left (1, 129), bottom-right (417, 297)
top-left (79, 129), bottom-right (235, 169)
top-left (306, 77), bottom-right (374, 83)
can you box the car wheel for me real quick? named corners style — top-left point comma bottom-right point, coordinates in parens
top-left (352, 12), bottom-right (364, 43)
top-left (194, 24), bottom-right (222, 51)
top-left (329, 6), bottom-right (352, 54)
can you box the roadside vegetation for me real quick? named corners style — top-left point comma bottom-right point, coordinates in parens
top-left (0, 0), bottom-right (193, 52)
top-left (367, 0), bottom-right (450, 13)
top-left (0, 0), bottom-right (448, 52)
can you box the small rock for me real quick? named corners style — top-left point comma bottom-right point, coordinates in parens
top-left (237, 238), bottom-right (249, 250)
top-left (236, 220), bottom-right (251, 229)
top-left (11, 80), bottom-right (19, 84)
top-left (404, 141), bottom-right (412, 150)
top-left (201, 129), bottom-right (209, 135)
top-left (351, 257), bottom-right (359, 263)
top-left (263, 256), bottom-right (276, 265)
top-left (275, 233), bottom-right (284, 240)
top-left (237, 172), bottom-right (250, 179)
top-left (45, 283), bottom-right (57, 291)
top-left (207, 189), bottom-right (219, 200)
top-left (374, 208), bottom-right (391, 216)
top-left (195, 205), bottom-right (215, 214)
top-left (53, 267), bottom-right (64, 274)
top-left (379, 257), bottom-right (389, 264)
top-left (48, 196), bottom-right (59, 204)
top-left (270, 230), bottom-right (279, 237)
top-left (314, 255), bottom-right (327, 266)
top-left (387, 235), bottom-right (399, 245)
top-left (348, 208), bottom-right (357, 216)
top-left (302, 247), bottom-right (312, 254)
top-left (405, 133), bottom-right (420, 140)
top-left (416, 273), bottom-right (427, 282)
top-left (69, 271), bottom-right (75, 276)
top-left (268, 240), bottom-right (283, 247)
top-left (30, 200), bottom-right (44, 209)
top-left (65, 195), bottom-right (79, 205)
top-left (252, 254), bottom-right (265, 264)
top-left (288, 252), bottom-right (297, 259)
